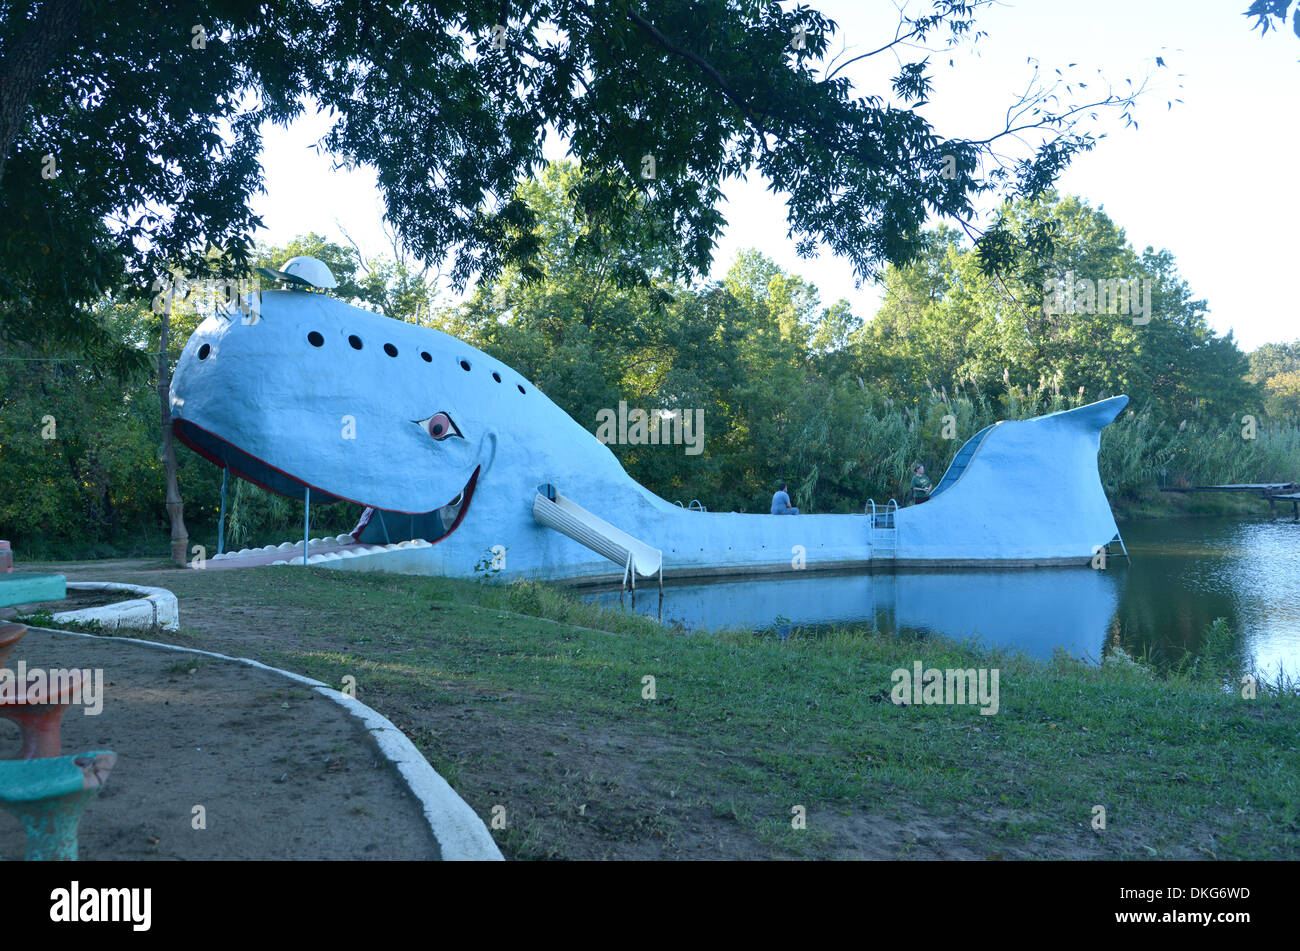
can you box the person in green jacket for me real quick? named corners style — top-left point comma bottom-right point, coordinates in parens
top-left (910, 464), bottom-right (932, 505)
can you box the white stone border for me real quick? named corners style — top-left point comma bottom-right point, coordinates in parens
top-left (53, 582), bottom-right (179, 632)
top-left (25, 625), bottom-right (503, 862)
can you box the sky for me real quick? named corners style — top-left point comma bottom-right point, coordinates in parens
top-left (249, 0), bottom-right (1300, 351)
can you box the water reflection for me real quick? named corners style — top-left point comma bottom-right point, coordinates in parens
top-left (1118, 518), bottom-right (1300, 677)
top-left (588, 565), bottom-right (1122, 661)
top-left (585, 517), bottom-right (1300, 675)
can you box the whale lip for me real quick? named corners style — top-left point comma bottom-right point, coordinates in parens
top-left (172, 417), bottom-right (479, 521)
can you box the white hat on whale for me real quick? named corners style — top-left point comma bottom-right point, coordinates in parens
top-left (256, 255), bottom-right (338, 289)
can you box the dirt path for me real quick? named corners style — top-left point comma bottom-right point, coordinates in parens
top-left (1, 623), bottom-right (439, 861)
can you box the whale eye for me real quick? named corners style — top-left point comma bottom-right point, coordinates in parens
top-left (417, 412), bottom-right (461, 441)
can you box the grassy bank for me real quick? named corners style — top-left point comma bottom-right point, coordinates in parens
top-left (33, 560), bottom-right (1300, 860)
top-left (1112, 490), bottom-right (1274, 521)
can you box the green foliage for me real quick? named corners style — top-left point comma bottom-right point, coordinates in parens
top-left (858, 195), bottom-right (1258, 422)
top-left (1248, 340), bottom-right (1300, 420)
top-left (1192, 617), bottom-right (1241, 686)
top-left (2, 0), bottom-right (1155, 373)
top-left (0, 299), bottom-right (219, 558)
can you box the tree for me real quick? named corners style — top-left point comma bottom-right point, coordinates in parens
top-left (856, 193), bottom-right (1258, 421)
top-left (0, 293), bottom-right (227, 558)
top-left (156, 303), bottom-right (188, 566)
top-left (1244, 1), bottom-right (1300, 40)
top-left (2, 0), bottom-right (1152, 367)
top-left (1249, 341), bottom-right (1300, 418)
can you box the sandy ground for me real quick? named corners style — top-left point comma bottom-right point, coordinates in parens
top-left (0, 628), bottom-right (440, 860)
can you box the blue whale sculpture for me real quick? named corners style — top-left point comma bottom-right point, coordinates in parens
top-left (170, 276), bottom-right (1129, 583)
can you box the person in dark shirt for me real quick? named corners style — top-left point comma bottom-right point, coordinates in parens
top-left (910, 464), bottom-right (932, 504)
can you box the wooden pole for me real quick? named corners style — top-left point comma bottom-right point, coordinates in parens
top-left (157, 311), bottom-right (188, 567)
top-left (217, 468), bottom-right (227, 555)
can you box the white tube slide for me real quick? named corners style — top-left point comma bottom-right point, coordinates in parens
top-left (532, 491), bottom-right (662, 577)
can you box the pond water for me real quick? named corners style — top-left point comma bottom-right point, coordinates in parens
top-left (584, 516), bottom-right (1300, 677)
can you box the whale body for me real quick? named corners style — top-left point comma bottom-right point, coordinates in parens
top-left (170, 288), bottom-right (1128, 582)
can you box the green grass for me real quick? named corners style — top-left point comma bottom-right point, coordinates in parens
top-left (113, 563), bottom-right (1300, 860)
top-left (14, 610), bottom-right (104, 636)
top-left (1112, 490), bottom-right (1271, 521)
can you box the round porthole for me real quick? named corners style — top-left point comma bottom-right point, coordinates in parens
top-left (517, 384), bottom-right (526, 394)
top-left (198, 343), bottom-right (211, 360)
top-left (459, 359), bottom-right (471, 371)
top-left (384, 343), bottom-right (398, 357)
top-left (420, 351), bottom-right (432, 363)
top-left (492, 371), bottom-right (502, 383)
top-left (348, 335), bottom-right (363, 350)
top-left (307, 331), bottom-right (324, 347)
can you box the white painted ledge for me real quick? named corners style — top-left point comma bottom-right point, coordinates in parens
top-left (53, 582), bottom-right (179, 632)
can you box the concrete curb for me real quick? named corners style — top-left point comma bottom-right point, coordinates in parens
top-left (55, 582), bottom-right (180, 632)
top-left (25, 626), bottom-right (503, 861)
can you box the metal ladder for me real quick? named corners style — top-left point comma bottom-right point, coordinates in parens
top-left (866, 499), bottom-right (899, 561)
top-left (1104, 531), bottom-right (1131, 565)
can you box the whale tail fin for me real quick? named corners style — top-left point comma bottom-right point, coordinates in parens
top-left (904, 396), bottom-right (1129, 563)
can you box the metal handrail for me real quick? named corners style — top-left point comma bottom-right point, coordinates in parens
top-left (865, 499), bottom-right (896, 528)
top-left (688, 500), bottom-right (706, 512)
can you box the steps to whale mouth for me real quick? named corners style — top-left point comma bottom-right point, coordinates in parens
top-left (200, 535), bottom-right (436, 569)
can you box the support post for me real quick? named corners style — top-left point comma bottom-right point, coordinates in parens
top-left (303, 486), bottom-right (310, 566)
top-left (217, 467), bottom-right (227, 556)
top-left (620, 553), bottom-right (633, 611)
top-left (657, 563), bottom-right (664, 621)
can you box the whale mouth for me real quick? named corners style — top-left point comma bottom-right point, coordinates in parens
top-left (351, 466), bottom-right (480, 545)
top-left (172, 418), bottom-right (480, 543)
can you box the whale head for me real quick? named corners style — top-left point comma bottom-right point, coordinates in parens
top-left (169, 289), bottom-right (543, 526)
